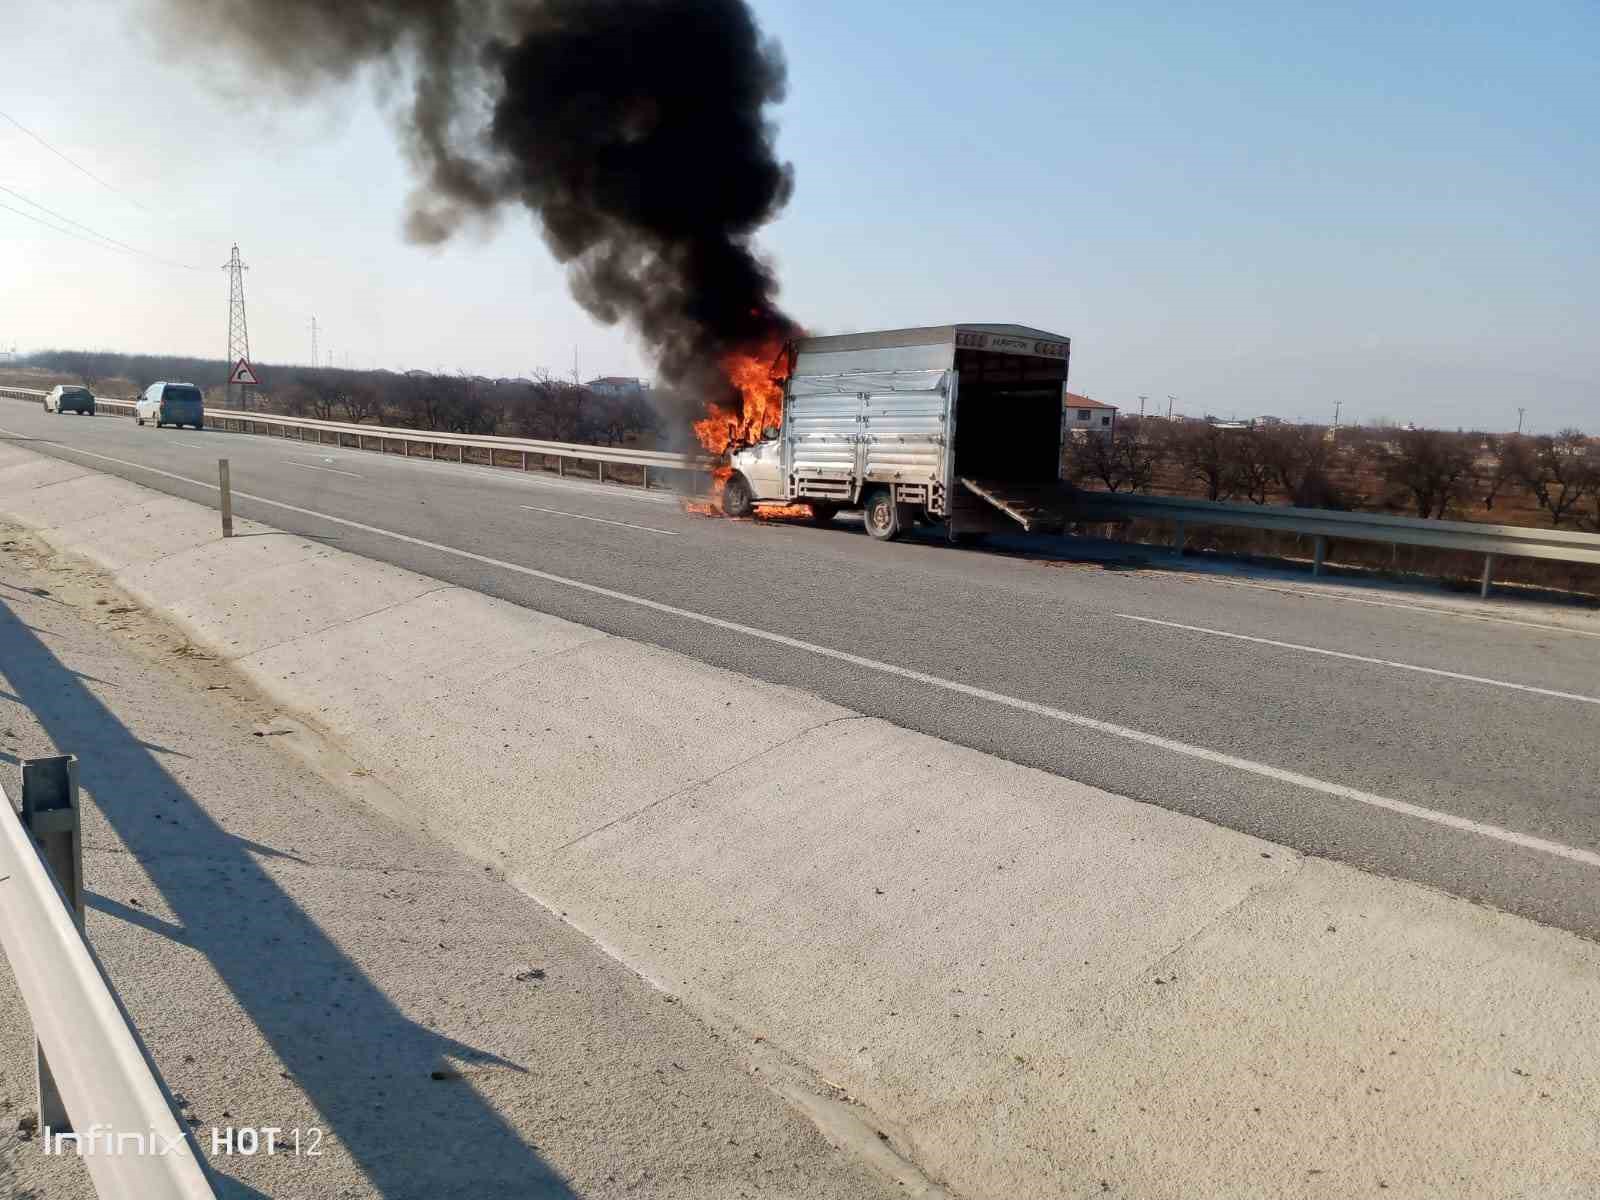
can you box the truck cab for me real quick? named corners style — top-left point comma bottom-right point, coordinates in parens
top-left (723, 324), bottom-right (1076, 542)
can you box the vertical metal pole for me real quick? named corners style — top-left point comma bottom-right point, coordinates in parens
top-left (558, 456), bottom-right (565, 478)
top-left (1313, 535), bottom-right (1327, 575)
top-left (218, 460), bottom-right (234, 537)
top-left (643, 465), bottom-right (650, 490)
top-left (598, 461), bottom-right (606, 484)
top-left (1173, 520), bottom-right (1185, 556)
top-left (521, 451), bottom-right (528, 471)
top-left (1480, 553), bottom-right (1495, 599)
top-left (457, 445), bottom-right (464, 463)
top-left (22, 755), bottom-right (81, 1134)
top-left (428, 442), bottom-right (435, 460)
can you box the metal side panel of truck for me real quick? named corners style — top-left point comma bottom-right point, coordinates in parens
top-left (785, 368), bottom-right (955, 512)
top-left (726, 324), bottom-right (1079, 541)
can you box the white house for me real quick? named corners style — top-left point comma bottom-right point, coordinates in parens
top-left (1064, 392), bottom-right (1117, 434)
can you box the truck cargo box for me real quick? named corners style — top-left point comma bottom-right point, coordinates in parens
top-left (725, 323), bottom-right (1082, 540)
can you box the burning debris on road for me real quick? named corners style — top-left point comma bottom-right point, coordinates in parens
top-left (165, 0), bottom-right (801, 442)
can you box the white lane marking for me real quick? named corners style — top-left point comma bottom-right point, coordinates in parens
top-left (171, 440), bottom-right (208, 449)
top-left (283, 461), bottom-right (365, 480)
top-left (1202, 576), bottom-right (1600, 640)
top-left (1117, 613), bottom-right (1600, 706)
top-left (520, 504), bottom-right (678, 536)
top-left (10, 432), bottom-right (1600, 872)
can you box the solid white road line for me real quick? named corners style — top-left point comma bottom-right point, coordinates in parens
top-left (520, 504), bottom-right (679, 536)
top-left (9, 431), bottom-right (1600, 872)
top-left (284, 461), bottom-right (365, 480)
top-left (1201, 576), bottom-right (1600, 640)
top-left (1117, 613), bottom-right (1600, 705)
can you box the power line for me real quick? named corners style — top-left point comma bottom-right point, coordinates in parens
top-left (0, 182), bottom-right (205, 271)
top-left (0, 196), bottom-right (154, 261)
top-left (0, 108), bottom-right (151, 213)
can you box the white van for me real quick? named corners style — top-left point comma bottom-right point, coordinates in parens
top-left (136, 382), bottom-right (205, 429)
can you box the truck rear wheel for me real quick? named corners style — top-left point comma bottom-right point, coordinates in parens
top-left (863, 488), bottom-right (905, 541)
top-left (721, 473), bottom-right (754, 518)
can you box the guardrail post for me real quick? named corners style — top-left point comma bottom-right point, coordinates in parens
top-left (219, 459), bottom-right (234, 537)
top-left (1313, 535), bottom-right (1327, 575)
top-left (599, 461), bottom-right (606, 484)
top-left (521, 451), bottom-right (528, 471)
top-left (1481, 553), bottom-right (1496, 598)
top-left (558, 456), bottom-right (565, 478)
top-left (22, 755), bottom-right (82, 1133)
top-left (643, 465), bottom-right (650, 490)
top-left (1173, 520), bottom-right (1185, 556)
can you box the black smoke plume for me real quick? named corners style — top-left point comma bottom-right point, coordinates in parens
top-left (162, 0), bottom-right (798, 385)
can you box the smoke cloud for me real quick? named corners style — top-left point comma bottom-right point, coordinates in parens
top-left (163, 0), bottom-right (798, 385)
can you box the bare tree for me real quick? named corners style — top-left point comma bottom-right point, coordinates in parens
top-left (1171, 421), bottom-right (1236, 501)
top-left (1517, 429), bottom-right (1592, 526)
top-left (1259, 423), bottom-right (1351, 508)
top-left (1113, 417), bottom-right (1163, 493)
top-left (1229, 430), bottom-right (1276, 505)
top-left (1477, 434), bottom-right (1525, 513)
top-left (1376, 428), bottom-right (1476, 518)
top-left (1066, 419), bottom-right (1163, 493)
top-left (337, 380), bottom-right (384, 424)
top-left (1064, 429), bottom-right (1126, 491)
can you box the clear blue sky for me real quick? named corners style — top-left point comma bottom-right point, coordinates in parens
top-left (3, 0), bottom-right (1596, 431)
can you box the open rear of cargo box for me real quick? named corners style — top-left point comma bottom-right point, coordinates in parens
top-left (949, 346), bottom-right (1079, 535)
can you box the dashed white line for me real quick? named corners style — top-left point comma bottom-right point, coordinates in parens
top-left (9, 431), bottom-right (1600, 872)
top-left (284, 461), bottom-right (365, 480)
top-left (1116, 613), bottom-right (1600, 705)
top-left (520, 504), bottom-right (678, 536)
top-left (1200, 576), bottom-right (1600, 640)
top-left (171, 440), bottom-right (208, 449)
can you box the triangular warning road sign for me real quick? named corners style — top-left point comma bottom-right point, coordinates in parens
top-left (228, 358), bottom-right (259, 386)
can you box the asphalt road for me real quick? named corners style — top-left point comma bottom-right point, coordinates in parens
top-left (4, 401), bottom-right (1599, 939)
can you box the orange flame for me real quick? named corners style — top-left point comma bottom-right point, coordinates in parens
top-left (692, 336), bottom-right (789, 460)
top-left (685, 335), bottom-right (817, 520)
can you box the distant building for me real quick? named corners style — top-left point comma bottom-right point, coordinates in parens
top-left (586, 375), bottom-right (649, 398)
top-left (1064, 392), bottom-right (1117, 434)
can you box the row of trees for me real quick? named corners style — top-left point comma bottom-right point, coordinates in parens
top-left (1066, 418), bottom-right (1600, 530)
top-left (271, 367), bottom-right (664, 446)
top-left (23, 350), bottom-right (668, 448)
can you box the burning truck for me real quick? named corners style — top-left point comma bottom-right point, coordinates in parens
top-left (708, 324), bottom-right (1079, 542)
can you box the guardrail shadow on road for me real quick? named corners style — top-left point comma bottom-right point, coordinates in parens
top-left (0, 593), bottom-right (577, 1199)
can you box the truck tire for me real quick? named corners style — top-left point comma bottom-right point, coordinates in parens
top-left (809, 502), bottom-right (841, 525)
top-left (863, 488), bottom-right (904, 541)
top-left (722, 473), bottom-right (754, 518)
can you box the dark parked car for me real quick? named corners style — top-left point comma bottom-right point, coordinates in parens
top-left (43, 385), bottom-right (96, 415)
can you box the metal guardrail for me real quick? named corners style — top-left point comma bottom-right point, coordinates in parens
top-left (0, 384), bottom-right (712, 486)
top-left (1, 757), bottom-right (216, 1198)
top-left (1077, 490), bottom-right (1600, 594)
